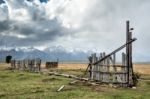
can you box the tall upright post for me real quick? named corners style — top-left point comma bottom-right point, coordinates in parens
top-left (126, 21), bottom-right (133, 86)
top-left (126, 21), bottom-right (130, 85)
top-left (129, 29), bottom-right (133, 85)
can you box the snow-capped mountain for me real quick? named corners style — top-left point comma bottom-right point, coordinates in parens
top-left (44, 46), bottom-right (89, 62)
top-left (0, 47), bottom-right (50, 61)
top-left (0, 46), bottom-right (89, 63)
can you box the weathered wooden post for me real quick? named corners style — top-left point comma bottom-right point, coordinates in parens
top-left (112, 53), bottom-right (117, 83)
top-left (28, 59), bottom-right (32, 71)
top-left (126, 21), bottom-right (134, 86)
top-left (35, 58), bottom-right (41, 72)
top-left (95, 55), bottom-right (99, 81)
top-left (22, 59), bottom-right (26, 70)
top-left (99, 53), bottom-right (103, 81)
top-left (122, 52), bottom-right (127, 84)
top-left (102, 52), bottom-right (107, 82)
top-left (90, 54), bottom-right (94, 80)
top-left (32, 59), bottom-right (35, 72)
top-left (90, 53), bottom-right (96, 80)
top-left (11, 60), bottom-right (16, 69)
top-left (106, 57), bottom-right (110, 82)
top-left (17, 60), bottom-right (21, 70)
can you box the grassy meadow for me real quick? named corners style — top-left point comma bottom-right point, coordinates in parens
top-left (0, 63), bottom-right (150, 99)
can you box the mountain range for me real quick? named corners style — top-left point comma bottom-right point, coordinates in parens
top-left (0, 46), bottom-right (90, 63)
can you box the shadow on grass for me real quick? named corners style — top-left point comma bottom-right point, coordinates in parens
top-left (0, 87), bottom-right (45, 98)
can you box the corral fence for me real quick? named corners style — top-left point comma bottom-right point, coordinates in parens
top-left (11, 58), bottom-right (41, 72)
top-left (86, 21), bottom-right (137, 87)
top-left (89, 52), bottom-right (129, 86)
top-left (46, 62), bottom-right (58, 68)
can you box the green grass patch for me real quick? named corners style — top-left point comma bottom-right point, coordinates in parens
top-left (0, 69), bottom-right (150, 99)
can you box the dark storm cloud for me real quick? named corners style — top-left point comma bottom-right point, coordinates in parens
top-left (0, 0), bottom-right (5, 4)
top-left (0, 21), bottom-right (10, 32)
top-left (0, 0), bottom-right (69, 47)
top-left (0, 19), bottom-right (68, 47)
top-left (10, 19), bottom-right (67, 46)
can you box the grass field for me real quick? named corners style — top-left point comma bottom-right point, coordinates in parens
top-left (0, 63), bottom-right (150, 99)
top-left (58, 63), bottom-right (150, 75)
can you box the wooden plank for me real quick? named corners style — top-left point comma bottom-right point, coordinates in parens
top-left (122, 53), bottom-right (127, 83)
top-left (35, 58), bottom-right (41, 72)
top-left (106, 57), bottom-right (110, 82)
top-left (102, 52), bottom-right (106, 82)
top-left (28, 59), bottom-right (32, 71)
top-left (91, 53), bottom-right (97, 80)
top-left (99, 53), bottom-right (103, 81)
top-left (129, 31), bottom-right (134, 85)
top-left (57, 85), bottom-right (65, 92)
top-left (11, 60), bottom-right (16, 69)
top-left (91, 54), bottom-right (94, 80)
top-left (23, 59), bottom-right (26, 70)
top-left (89, 71), bottom-right (127, 74)
top-left (48, 72), bottom-right (89, 81)
top-left (17, 60), bottom-right (21, 70)
top-left (95, 55), bottom-right (99, 80)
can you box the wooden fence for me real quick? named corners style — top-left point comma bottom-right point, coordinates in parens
top-left (89, 53), bottom-right (127, 84)
top-left (11, 58), bottom-right (41, 72)
top-left (46, 62), bottom-right (58, 68)
top-left (87, 21), bottom-right (137, 87)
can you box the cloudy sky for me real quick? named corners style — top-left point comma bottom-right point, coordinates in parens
top-left (0, 0), bottom-right (150, 62)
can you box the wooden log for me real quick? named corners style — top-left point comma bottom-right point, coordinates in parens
top-left (48, 72), bottom-right (89, 81)
top-left (69, 80), bottom-right (79, 85)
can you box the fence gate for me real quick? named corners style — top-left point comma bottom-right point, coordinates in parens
top-left (87, 21), bottom-right (137, 87)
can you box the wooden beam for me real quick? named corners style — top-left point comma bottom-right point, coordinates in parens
top-left (93, 38), bottom-right (136, 65)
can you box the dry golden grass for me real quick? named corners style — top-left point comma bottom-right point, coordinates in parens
top-left (0, 63), bottom-right (10, 70)
top-left (58, 63), bottom-right (150, 75)
top-left (133, 64), bottom-right (150, 75)
top-left (58, 63), bottom-right (87, 70)
top-left (1, 63), bottom-right (150, 75)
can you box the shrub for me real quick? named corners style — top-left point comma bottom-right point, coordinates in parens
top-left (5, 55), bottom-right (12, 64)
top-left (133, 72), bottom-right (141, 86)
